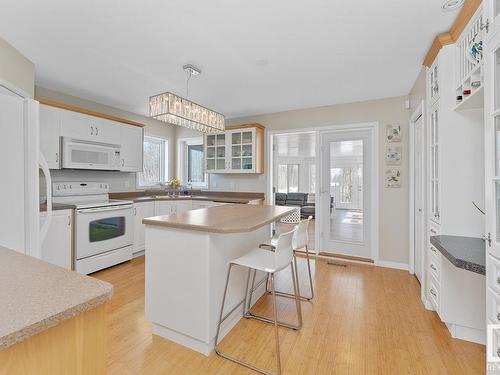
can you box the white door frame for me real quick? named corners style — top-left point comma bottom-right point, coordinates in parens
top-left (409, 100), bottom-right (427, 301)
top-left (266, 122), bottom-right (379, 262)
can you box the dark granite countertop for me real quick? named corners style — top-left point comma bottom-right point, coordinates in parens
top-left (430, 235), bottom-right (485, 275)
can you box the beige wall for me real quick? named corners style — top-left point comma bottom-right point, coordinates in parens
top-left (217, 96), bottom-right (410, 265)
top-left (35, 86), bottom-right (176, 192)
top-left (0, 37), bottom-right (35, 97)
top-left (408, 67), bottom-right (426, 115)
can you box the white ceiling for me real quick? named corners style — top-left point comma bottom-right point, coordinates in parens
top-left (0, 0), bottom-right (457, 119)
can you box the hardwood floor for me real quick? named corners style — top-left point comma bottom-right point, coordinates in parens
top-left (93, 256), bottom-right (485, 374)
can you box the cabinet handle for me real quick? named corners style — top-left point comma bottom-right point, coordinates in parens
top-left (91, 126), bottom-right (94, 135)
top-left (55, 152), bottom-right (59, 163)
top-left (497, 277), bottom-right (500, 285)
top-left (430, 288), bottom-right (437, 297)
top-left (121, 159), bottom-right (125, 167)
top-left (67, 215), bottom-right (71, 226)
top-left (430, 229), bottom-right (437, 234)
top-left (497, 348), bottom-right (500, 358)
top-left (430, 246), bottom-right (437, 253)
top-left (430, 264), bottom-right (437, 271)
top-left (96, 127), bottom-right (99, 136)
top-left (134, 207), bottom-right (137, 215)
top-left (497, 312), bottom-right (500, 322)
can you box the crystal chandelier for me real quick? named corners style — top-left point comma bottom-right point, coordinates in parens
top-left (149, 65), bottom-right (225, 133)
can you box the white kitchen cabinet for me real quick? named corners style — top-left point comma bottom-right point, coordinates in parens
top-left (40, 209), bottom-right (72, 269)
top-left (205, 124), bottom-right (264, 174)
top-left (133, 202), bottom-right (155, 254)
top-left (154, 201), bottom-right (176, 216)
top-left (39, 104), bottom-right (61, 169)
top-left (60, 109), bottom-right (121, 144)
top-left (428, 104), bottom-right (440, 224)
top-left (120, 125), bottom-right (144, 172)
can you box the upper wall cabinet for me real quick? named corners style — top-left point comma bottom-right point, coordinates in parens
top-left (204, 124), bottom-right (265, 174)
top-left (120, 125), bottom-right (143, 172)
top-left (39, 102), bottom-right (144, 172)
top-left (40, 104), bottom-right (61, 169)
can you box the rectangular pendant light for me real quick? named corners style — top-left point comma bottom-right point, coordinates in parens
top-left (149, 92), bottom-right (225, 133)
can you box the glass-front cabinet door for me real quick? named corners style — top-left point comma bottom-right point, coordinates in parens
top-left (230, 129), bottom-right (255, 172)
top-left (205, 133), bottom-right (226, 172)
top-left (429, 105), bottom-right (440, 224)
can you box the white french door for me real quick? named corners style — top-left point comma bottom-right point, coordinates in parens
top-left (413, 113), bottom-right (425, 283)
top-left (319, 129), bottom-right (373, 259)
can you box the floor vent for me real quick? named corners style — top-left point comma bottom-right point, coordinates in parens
top-left (327, 262), bottom-right (348, 268)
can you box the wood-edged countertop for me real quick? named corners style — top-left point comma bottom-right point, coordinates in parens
top-left (0, 246), bottom-right (113, 351)
top-left (143, 204), bottom-right (294, 234)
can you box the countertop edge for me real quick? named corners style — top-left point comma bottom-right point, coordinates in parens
top-left (143, 207), bottom-right (295, 233)
top-left (0, 285), bottom-right (113, 351)
top-left (430, 236), bottom-right (485, 276)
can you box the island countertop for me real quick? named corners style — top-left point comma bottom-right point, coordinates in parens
top-left (0, 246), bottom-right (113, 351)
top-left (143, 204), bottom-right (295, 233)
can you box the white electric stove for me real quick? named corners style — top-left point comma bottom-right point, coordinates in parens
top-left (53, 182), bottom-right (134, 274)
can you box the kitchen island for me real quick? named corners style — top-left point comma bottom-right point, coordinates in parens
top-left (0, 245), bottom-right (113, 374)
top-left (143, 204), bottom-right (294, 355)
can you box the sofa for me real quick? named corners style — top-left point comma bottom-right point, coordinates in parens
top-left (275, 192), bottom-right (332, 219)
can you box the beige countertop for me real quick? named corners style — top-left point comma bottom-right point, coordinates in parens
top-left (0, 246), bottom-right (113, 351)
top-left (143, 204), bottom-right (294, 233)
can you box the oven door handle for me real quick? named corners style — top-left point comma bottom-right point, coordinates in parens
top-left (77, 204), bottom-right (134, 214)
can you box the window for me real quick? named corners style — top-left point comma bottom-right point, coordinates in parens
top-left (178, 137), bottom-right (206, 188)
top-left (137, 136), bottom-right (168, 188)
top-left (277, 164), bottom-right (299, 193)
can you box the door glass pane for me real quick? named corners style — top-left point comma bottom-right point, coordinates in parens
top-left (496, 48), bottom-right (500, 111)
top-left (89, 217), bottom-right (126, 242)
top-left (206, 147), bottom-right (215, 158)
top-left (495, 0), bottom-right (500, 19)
top-left (232, 145), bottom-right (241, 157)
top-left (287, 164), bottom-right (299, 192)
top-left (216, 134), bottom-right (225, 145)
top-left (242, 158), bottom-right (253, 170)
top-left (207, 159), bottom-right (215, 170)
top-left (330, 140), bottom-right (364, 243)
top-left (496, 117), bottom-right (500, 176)
top-left (216, 159), bottom-right (225, 169)
top-left (216, 146), bottom-right (225, 158)
top-left (232, 158), bottom-right (241, 169)
top-left (242, 144), bottom-right (252, 157)
top-left (497, 182), bottom-right (500, 242)
top-left (232, 132), bottom-right (241, 145)
top-left (242, 131), bottom-right (253, 144)
top-left (206, 135), bottom-right (215, 146)
top-left (277, 164), bottom-right (287, 193)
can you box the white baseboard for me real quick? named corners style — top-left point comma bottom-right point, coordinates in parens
top-left (445, 322), bottom-right (485, 345)
top-left (374, 260), bottom-right (409, 271)
top-left (133, 250), bottom-right (145, 258)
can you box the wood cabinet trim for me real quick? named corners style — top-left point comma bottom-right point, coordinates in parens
top-left (225, 123), bottom-right (266, 131)
top-left (36, 98), bottom-right (145, 128)
top-left (423, 0), bottom-right (482, 67)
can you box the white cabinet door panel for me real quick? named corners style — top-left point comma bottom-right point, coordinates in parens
top-left (134, 202), bottom-right (155, 253)
top-left (40, 209), bottom-right (72, 269)
top-left (121, 125), bottom-right (143, 172)
top-left (39, 104), bottom-right (61, 169)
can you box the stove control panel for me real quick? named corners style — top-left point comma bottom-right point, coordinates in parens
top-left (52, 182), bottom-right (109, 196)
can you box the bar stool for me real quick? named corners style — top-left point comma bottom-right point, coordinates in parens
top-left (259, 216), bottom-right (314, 301)
top-left (214, 229), bottom-right (301, 375)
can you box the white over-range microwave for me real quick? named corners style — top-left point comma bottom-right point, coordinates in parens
top-left (61, 137), bottom-right (121, 170)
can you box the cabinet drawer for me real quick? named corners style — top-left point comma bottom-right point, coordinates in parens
top-left (428, 254), bottom-right (441, 281)
top-left (428, 222), bottom-right (440, 239)
top-left (428, 244), bottom-right (441, 264)
top-left (488, 253), bottom-right (500, 295)
top-left (487, 288), bottom-right (500, 325)
top-left (428, 274), bottom-right (440, 312)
